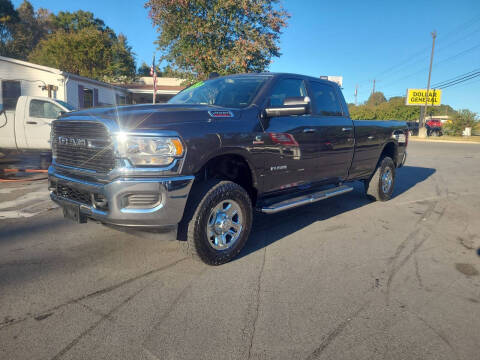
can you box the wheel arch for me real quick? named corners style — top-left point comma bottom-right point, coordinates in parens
top-left (192, 150), bottom-right (260, 204)
top-left (378, 140), bottom-right (398, 166)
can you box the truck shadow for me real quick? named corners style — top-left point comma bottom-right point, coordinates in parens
top-left (237, 165), bottom-right (436, 260)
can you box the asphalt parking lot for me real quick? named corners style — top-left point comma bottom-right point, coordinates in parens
top-left (0, 141), bottom-right (479, 360)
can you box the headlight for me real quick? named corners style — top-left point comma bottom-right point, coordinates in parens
top-left (117, 134), bottom-right (184, 166)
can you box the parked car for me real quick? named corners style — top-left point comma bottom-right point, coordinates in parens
top-left (48, 73), bottom-right (408, 264)
top-left (0, 96), bottom-right (74, 153)
top-left (406, 121), bottom-right (419, 136)
top-left (426, 119), bottom-right (443, 136)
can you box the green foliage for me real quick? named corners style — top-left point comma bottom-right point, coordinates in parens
top-left (0, 1), bottom-right (136, 83)
top-left (349, 95), bottom-right (459, 122)
top-left (443, 109), bottom-right (479, 136)
top-left (366, 92), bottom-right (387, 106)
top-left (29, 27), bottom-right (136, 83)
top-left (137, 62), bottom-right (152, 76)
top-left (0, 0), bottom-right (18, 46)
top-left (0, 0), bottom-right (51, 59)
top-left (146, 0), bottom-right (289, 81)
top-left (52, 10), bottom-right (106, 33)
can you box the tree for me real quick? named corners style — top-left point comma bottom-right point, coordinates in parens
top-left (145, 0), bottom-right (289, 81)
top-left (443, 109), bottom-right (479, 136)
top-left (104, 34), bottom-right (136, 83)
top-left (137, 62), bottom-right (151, 76)
top-left (0, 0), bottom-right (18, 55)
top-left (29, 27), bottom-right (135, 82)
top-left (50, 10), bottom-right (116, 40)
top-left (366, 91), bottom-right (387, 106)
top-left (24, 7), bottom-right (136, 83)
top-left (0, 0), bottom-right (52, 59)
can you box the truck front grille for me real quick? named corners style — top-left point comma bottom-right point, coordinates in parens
top-left (52, 121), bottom-right (115, 173)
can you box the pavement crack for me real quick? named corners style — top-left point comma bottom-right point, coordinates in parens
top-left (414, 255), bottom-right (423, 288)
top-left (386, 232), bottom-right (429, 304)
top-left (50, 278), bottom-right (157, 360)
top-left (0, 258), bottom-right (187, 332)
top-left (305, 301), bottom-right (371, 360)
top-left (247, 245), bottom-right (267, 360)
top-left (410, 312), bottom-right (459, 360)
top-left (385, 201), bottom-right (444, 305)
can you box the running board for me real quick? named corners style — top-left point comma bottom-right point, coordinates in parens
top-left (260, 185), bottom-right (354, 214)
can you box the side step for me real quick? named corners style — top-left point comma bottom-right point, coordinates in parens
top-left (260, 185), bottom-right (354, 214)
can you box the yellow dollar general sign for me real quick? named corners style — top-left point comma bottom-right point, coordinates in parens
top-left (406, 89), bottom-right (442, 106)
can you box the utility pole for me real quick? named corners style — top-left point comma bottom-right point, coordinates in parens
top-left (419, 30), bottom-right (437, 138)
top-left (354, 84), bottom-right (358, 105)
top-left (372, 79), bottom-right (376, 95)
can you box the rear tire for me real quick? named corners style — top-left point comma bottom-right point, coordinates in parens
top-left (178, 180), bottom-right (252, 265)
top-left (364, 156), bottom-right (395, 201)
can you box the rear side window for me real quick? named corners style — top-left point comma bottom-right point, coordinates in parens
top-left (29, 100), bottom-right (62, 119)
top-left (2, 80), bottom-right (21, 110)
top-left (269, 78), bottom-right (307, 107)
top-left (309, 82), bottom-right (343, 116)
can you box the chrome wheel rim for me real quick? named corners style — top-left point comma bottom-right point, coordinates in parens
top-left (206, 200), bottom-right (243, 250)
top-left (381, 168), bottom-right (393, 193)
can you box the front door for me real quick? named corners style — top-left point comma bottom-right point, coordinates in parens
top-left (261, 78), bottom-right (322, 192)
top-left (24, 98), bottom-right (64, 150)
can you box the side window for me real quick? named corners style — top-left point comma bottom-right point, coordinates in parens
top-left (269, 79), bottom-right (307, 107)
top-left (2, 80), bottom-right (21, 110)
top-left (29, 100), bottom-right (62, 119)
top-left (310, 82), bottom-right (343, 116)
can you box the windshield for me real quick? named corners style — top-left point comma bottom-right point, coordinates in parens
top-left (54, 99), bottom-right (76, 111)
top-left (168, 76), bottom-right (270, 109)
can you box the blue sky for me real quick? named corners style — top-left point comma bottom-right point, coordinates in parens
top-left (13, 0), bottom-right (480, 113)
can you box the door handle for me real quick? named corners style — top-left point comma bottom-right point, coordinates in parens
top-left (368, 135), bottom-right (375, 140)
top-left (26, 121), bottom-right (38, 125)
top-left (342, 127), bottom-right (352, 132)
top-left (303, 128), bottom-right (316, 133)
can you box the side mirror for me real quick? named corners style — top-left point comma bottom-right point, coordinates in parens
top-left (57, 110), bottom-right (66, 117)
top-left (0, 104), bottom-right (4, 115)
top-left (265, 96), bottom-right (311, 118)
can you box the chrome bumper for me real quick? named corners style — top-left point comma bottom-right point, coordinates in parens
top-left (48, 166), bottom-right (194, 227)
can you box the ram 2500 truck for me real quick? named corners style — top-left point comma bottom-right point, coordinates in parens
top-left (48, 73), bottom-right (408, 265)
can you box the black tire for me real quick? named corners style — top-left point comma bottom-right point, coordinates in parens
top-left (178, 180), bottom-right (252, 265)
top-left (364, 156), bottom-right (395, 201)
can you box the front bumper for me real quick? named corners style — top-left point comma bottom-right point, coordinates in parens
top-left (48, 166), bottom-right (194, 227)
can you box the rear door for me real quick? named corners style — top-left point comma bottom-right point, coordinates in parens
top-left (24, 98), bottom-right (64, 149)
top-left (306, 81), bottom-right (355, 183)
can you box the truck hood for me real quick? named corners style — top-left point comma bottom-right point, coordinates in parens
top-left (60, 103), bottom-right (242, 130)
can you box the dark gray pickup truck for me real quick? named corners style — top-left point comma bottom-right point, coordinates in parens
top-left (48, 73), bottom-right (408, 264)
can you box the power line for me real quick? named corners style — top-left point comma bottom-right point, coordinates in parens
top-left (431, 68), bottom-right (480, 88)
top-left (439, 72), bottom-right (480, 89)
top-left (359, 14), bottom-right (480, 85)
top-left (378, 40), bottom-right (480, 91)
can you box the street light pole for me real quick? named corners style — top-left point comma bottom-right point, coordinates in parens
top-left (419, 30), bottom-right (437, 138)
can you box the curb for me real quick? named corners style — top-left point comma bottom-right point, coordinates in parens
top-left (409, 138), bottom-right (480, 145)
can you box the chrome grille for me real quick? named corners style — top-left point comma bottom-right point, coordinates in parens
top-left (52, 121), bottom-right (115, 172)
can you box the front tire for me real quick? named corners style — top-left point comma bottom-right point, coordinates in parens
top-left (178, 180), bottom-right (252, 265)
top-left (364, 156), bottom-right (395, 201)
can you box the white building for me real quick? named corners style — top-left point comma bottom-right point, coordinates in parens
top-left (0, 56), bottom-right (136, 111)
top-left (118, 76), bottom-right (185, 104)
